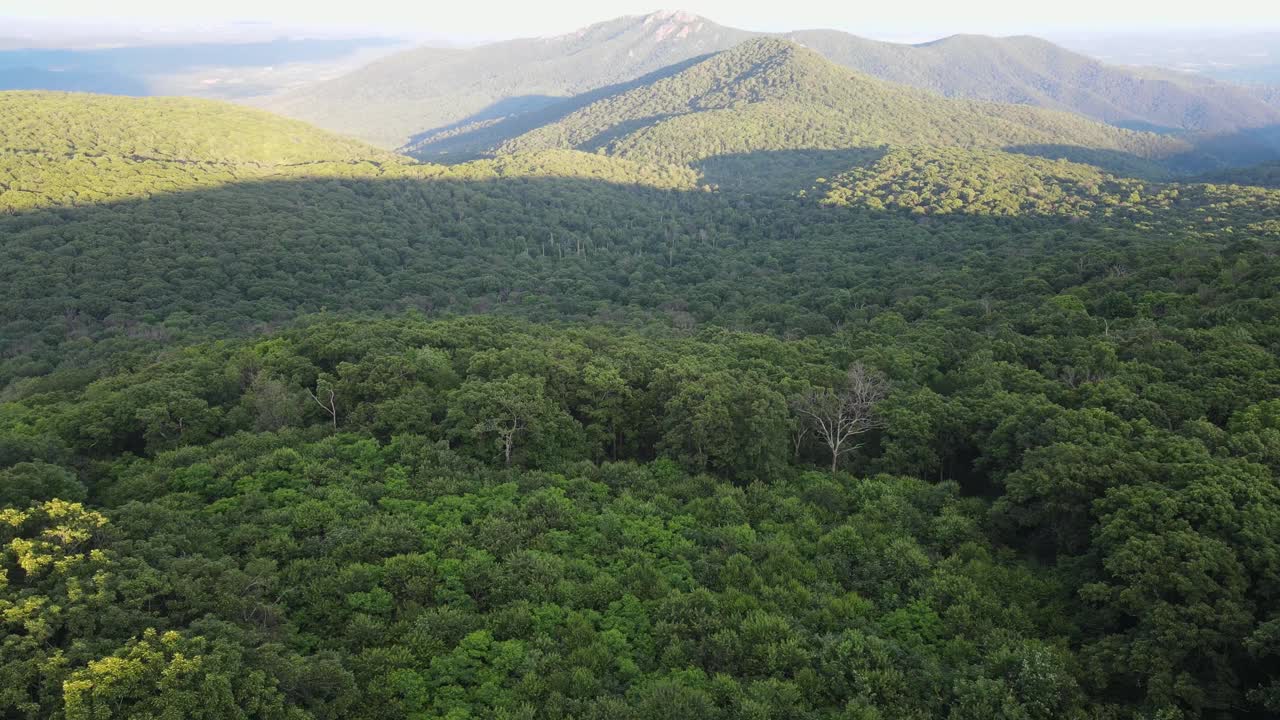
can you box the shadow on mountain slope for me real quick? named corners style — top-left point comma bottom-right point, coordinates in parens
top-left (3, 162), bottom-right (1269, 391)
top-left (400, 94), bottom-right (564, 158)
top-left (694, 148), bottom-right (889, 193)
top-left (1005, 144), bottom-right (1185, 179)
top-left (1009, 123), bottom-right (1280, 178)
top-left (402, 55), bottom-right (716, 160)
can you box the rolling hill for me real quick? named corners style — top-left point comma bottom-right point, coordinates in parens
top-left (0, 91), bottom-right (409, 211)
top-left (0, 91), bottom-right (698, 212)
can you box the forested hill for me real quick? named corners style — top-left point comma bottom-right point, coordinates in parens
top-left (0, 91), bottom-right (407, 211)
top-left (4, 196), bottom-right (1280, 717)
top-left (0, 91), bottom-right (405, 165)
top-left (498, 38), bottom-right (1196, 172)
top-left (4, 86), bottom-right (1280, 388)
top-left (0, 91), bottom-right (701, 212)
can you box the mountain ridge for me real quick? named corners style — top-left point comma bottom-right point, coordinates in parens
top-left (495, 38), bottom-right (1206, 177)
top-left (266, 10), bottom-right (1280, 158)
top-left (266, 10), bottom-right (754, 149)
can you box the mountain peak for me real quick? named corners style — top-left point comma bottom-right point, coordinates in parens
top-left (732, 36), bottom-right (803, 53)
top-left (717, 37), bottom-right (820, 72)
top-left (642, 9), bottom-right (703, 24)
top-left (638, 9), bottom-right (713, 42)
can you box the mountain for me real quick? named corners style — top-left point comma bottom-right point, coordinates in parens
top-left (267, 11), bottom-right (755, 149)
top-left (497, 38), bottom-right (1199, 178)
top-left (788, 31), bottom-right (1280, 135)
top-left (268, 11), bottom-right (1280, 160)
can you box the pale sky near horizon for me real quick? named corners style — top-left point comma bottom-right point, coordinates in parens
top-left (4, 0), bottom-right (1280, 41)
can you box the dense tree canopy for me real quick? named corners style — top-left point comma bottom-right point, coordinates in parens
top-left (3, 77), bottom-right (1280, 720)
top-left (4, 308), bottom-right (1280, 718)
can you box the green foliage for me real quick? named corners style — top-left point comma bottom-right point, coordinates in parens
top-left (499, 39), bottom-right (1199, 172)
top-left (446, 374), bottom-right (580, 466)
top-left (814, 147), bottom-right (1280, 221)
top-left (3, 303), bottom-right (1279, 717)
top-left (815, 147), bottom-right (1152, 217)
top-left (3, 64), bottom-right (1280, 720)
top-left (0, 91), bottom-right (697, 214)
top-left (5, 92), bottom-right (1279, 388)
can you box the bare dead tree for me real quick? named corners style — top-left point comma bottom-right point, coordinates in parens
top-left (791, 363), bottom-right (890, 473)
top-left (483, 414), bottom-right (527, 467)
top-left (306, 382), bottom-right (338, 430)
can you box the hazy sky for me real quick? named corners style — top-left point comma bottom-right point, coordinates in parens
top-left (6, 0), bottom-right (1280, 40)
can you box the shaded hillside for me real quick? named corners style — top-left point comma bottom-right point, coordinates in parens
top-left (498, 39), bottom-right (1199, 174)
top-left (398, 55), bottom-right (722, 161)
top-left (1194, 160), bottom-right (1280, 188)
top-left (267, 11), bottom-right (755, 148)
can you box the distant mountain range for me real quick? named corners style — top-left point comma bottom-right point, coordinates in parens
top-left (784, 31), bottom-right (1280, 134)
top-left (267, 10), bottom-right (1280, 163)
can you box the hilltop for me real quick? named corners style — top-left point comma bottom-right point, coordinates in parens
top-left (497, 38), bottom-right (1198, 177)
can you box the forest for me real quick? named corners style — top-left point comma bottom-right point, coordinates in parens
top-left (2, 41), bottom-right (1280, 719)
